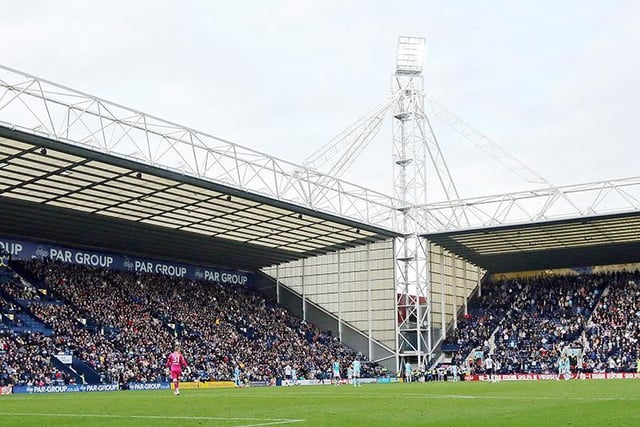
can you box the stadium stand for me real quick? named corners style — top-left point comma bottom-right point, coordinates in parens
top-left (3, 254), bottom-right (638, 387)
top-left (444, 271), bottom-right (639, 376)
top-left (0, 329), bottom-right (73, 387)
top-left (1, 259), bottom-right (382, 386)
top-left (581, 271), bottom-right (640, 373)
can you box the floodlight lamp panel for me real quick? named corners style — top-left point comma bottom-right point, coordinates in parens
top-left (396, 36), bottom-right (425, 75)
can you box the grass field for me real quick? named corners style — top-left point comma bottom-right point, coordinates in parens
top-left (1, 380), bottom-right (639, 426)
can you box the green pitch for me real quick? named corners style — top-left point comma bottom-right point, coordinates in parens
top-left (1, 380), bottom-right (639, 426)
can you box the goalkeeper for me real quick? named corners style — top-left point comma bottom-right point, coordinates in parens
top-left (166, 345), bottom-right (189, 395)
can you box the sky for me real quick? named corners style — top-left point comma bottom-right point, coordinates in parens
top-left (1, 0), bottom-right (639, 202)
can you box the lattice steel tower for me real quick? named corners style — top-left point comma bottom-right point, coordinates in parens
top-left (392, 37), bottom-right (460, 370)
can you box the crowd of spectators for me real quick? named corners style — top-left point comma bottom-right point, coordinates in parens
top-left (443, 279), bottom-right (518, 365)
top-left (1, 259), bottom-right (381, 386)
top-left (0, 330), bottom-right (73, 387)
top-left (0, 276), bottom-right (69, 386)
top-left (448, 275), bottom-right (611, 373)
top-left (5, 256), bottom-right (639, 386)
top-left (581, 271), bottom-right (640, 372)
top-left (489, 275), bottom-right (604, 374)
top-left (0, 292), bottom-right (23, 327)
top-left (2, 276), bottom-right (40, 301)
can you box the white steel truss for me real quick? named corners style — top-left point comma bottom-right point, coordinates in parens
top-left (2, 64), bottom-right (639, 236)
top-left (302, 95), bottom-right (396, 178)
top-left (426, 98), bottom-right (549, 185)
top-left (416, 176), bottom-right (640, 232)
top-left (0, 65), bottom-right (400, 231)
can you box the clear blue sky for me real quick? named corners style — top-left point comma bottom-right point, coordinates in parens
top-left (2, 0), bottom-right (638, 200)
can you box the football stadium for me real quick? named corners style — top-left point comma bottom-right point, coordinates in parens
top-left (1, 27), bottom-right (640, 427)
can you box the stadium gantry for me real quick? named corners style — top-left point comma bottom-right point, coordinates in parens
top-left (2, 37), bottom-right (640, 373)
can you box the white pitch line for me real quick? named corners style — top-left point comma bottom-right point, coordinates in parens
top-left (397, 393), bottom-right (640, 402)
top-left (221, 390), bottom-right (640, 403)
top-left (0, 412), bottom-right (305, 425)
top-left (234, 421), bottom-right (305, 427)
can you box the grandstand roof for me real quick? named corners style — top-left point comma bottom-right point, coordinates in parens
top-left (0, 126), bottom-right (398, 269)
top-left (424, 210), bottom-right (640, 273)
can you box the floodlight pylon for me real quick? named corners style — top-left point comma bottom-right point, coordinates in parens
top-left (392, 36), bottom-right (460, 370)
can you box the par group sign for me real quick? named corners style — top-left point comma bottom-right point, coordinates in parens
top-left (0, 236), bottom-right (252, 286)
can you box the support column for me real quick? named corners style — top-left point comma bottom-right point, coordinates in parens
top-left (393, 240), bottom-right (400, 374)
top-left (276, 265), bottom-right (280, 304)
top-left (302, 258), bottom-right (306, 322)
top-left (338, 251), bottom-right (342, 342)
top-left (452, 256), bottom-right (458, 331)
top-left (463, 261), bottom-right (468, 316)
top-left (425, 239), bottom-right (432, 368)
top-left (440, 246), bottom-right (446, 341)
top-left (367, 243), bottom-right (373, 360)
